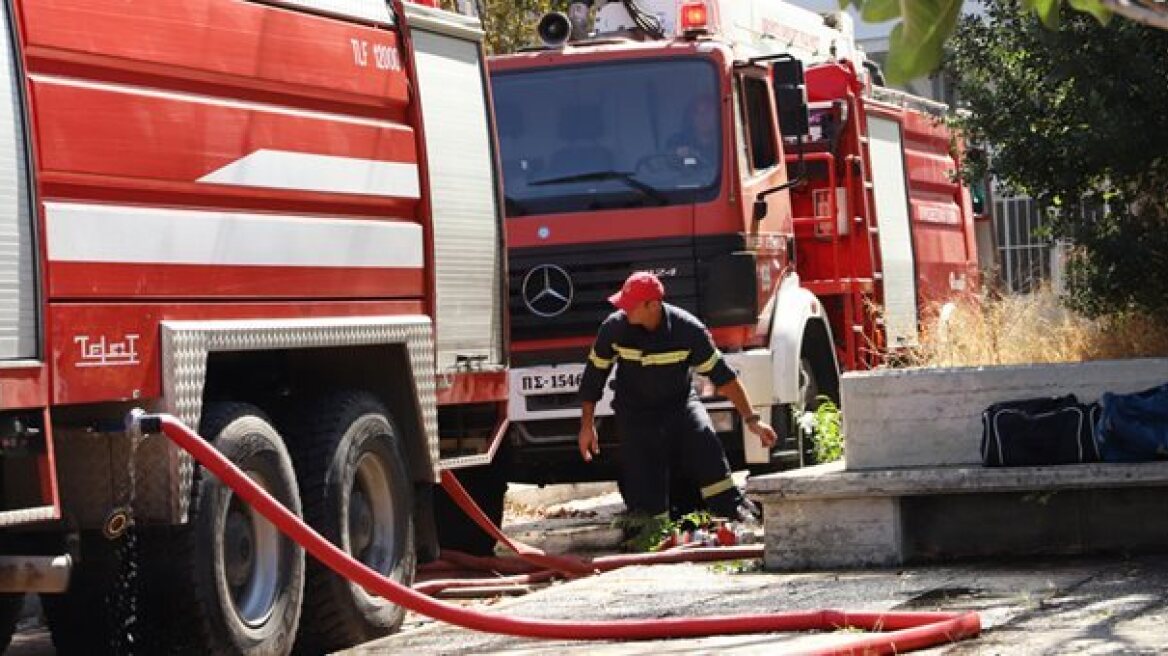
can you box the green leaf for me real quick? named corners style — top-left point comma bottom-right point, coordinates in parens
top-left (859, 0), bottom-right (900, 23)
top-left (884, 0), bottom-right (963, 84)
top-left (1032, 0), bottom-right (1061, 29)
top-left (1067, 0), bottom-right (1111, 24)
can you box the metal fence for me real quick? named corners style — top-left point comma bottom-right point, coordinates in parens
top-left (992, 195), bottom-right (1050, 293)
top-left (990, 194), bottom-right (1104, 294)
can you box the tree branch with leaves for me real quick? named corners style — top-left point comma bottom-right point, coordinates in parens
top-left (839, 0), bottom-right (1111, 83)
top-left (947, 0), bottom-right (1168, 317)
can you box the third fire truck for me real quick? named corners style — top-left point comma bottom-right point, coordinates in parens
top-left (491, 0), bottom-right (979, 486)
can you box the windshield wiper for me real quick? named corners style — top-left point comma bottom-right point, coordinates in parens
top-left (529, 170), bottom-right (668, 206)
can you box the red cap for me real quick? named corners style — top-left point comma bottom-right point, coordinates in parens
top-left (608, 271), bottom-right (665, 313)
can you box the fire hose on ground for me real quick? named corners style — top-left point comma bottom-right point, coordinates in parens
top-left (421, 468), bottom-right (774, 595)
top-left (138, 411), bottom-right (982, 654)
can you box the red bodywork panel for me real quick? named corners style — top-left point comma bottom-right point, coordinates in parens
top-left (5, 0), bottom-right (434, 413)
top-left (3, 2), bottom-right (504, 420)
top-left (0, 0), bottom-right (503, 529)
top-left (793, 62), bottom-right (978, 367)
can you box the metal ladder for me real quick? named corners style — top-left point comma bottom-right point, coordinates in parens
top-left (848, 93), bottom-right (885, 368)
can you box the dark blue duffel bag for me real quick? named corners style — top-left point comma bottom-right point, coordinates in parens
top-left (1096, 382), bottom-right (1168, 462)
top-left (981, 394), bottom-right (1100, 467)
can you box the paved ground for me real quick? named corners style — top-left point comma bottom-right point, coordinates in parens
top-left (11, 483), bottom-right (1168, 654)
top-left (353, 555), bottom-right (1168, 655)
top-left (353, 482), bottom-right (1168, 655)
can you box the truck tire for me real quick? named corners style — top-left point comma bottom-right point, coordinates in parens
top-left (286, 392), bottom-right (415, 654)
top-left (150, 403), bottom-right (304, 655)
top-left (0, 593), bottom-right (22, 653)
top-left (41, 531), bottom-right (120, 655)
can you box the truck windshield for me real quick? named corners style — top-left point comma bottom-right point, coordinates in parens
top-left (492, 59), bottom-right (721, 217)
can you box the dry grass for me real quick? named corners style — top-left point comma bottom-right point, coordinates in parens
top-left (904, 288), bottom-right (1168, 368)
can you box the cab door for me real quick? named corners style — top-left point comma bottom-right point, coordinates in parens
top-left (731, 66), bottom-right (792, 310)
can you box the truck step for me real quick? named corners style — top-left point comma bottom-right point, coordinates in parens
top-left (0, 505), bottom-right (56, 528)
top-left (0, 554), bottom-right (71, 593)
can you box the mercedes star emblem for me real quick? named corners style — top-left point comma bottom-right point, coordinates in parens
top-left (522, 264), bottom-right (574, 318)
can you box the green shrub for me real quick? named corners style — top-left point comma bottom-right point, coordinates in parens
top-left (796, 398), bottom-right (843, 464)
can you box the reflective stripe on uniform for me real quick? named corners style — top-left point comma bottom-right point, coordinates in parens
top-left (694, 350), bottom-right (722, 374)
top-left (589, 349), bottom-right (614, 369)
top-left (641, 350), bottom-right (690, 366)
top-left (613, 344), bottom-right (643, 362)
top-left (700, 477), bottom-right (734, 499)
top-left (612, 344), bottom-right (690, 366)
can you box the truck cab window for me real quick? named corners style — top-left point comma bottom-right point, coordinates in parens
top-left (738, 75), bottom-right (778, 172)
top-left (491, 59), bottom-right (722, 216)
top-left (731, 83), bottom-right (752, 180)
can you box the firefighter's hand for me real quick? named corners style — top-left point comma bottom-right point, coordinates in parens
top-left (747, 420), bottom-right (778, 448)
top-left (578, 424), bottom-right (600, 462)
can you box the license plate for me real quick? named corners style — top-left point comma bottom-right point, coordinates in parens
top-left (516, 369), bottom-right (583, 395)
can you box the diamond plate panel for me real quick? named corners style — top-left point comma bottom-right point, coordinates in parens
top-left (437, 453), bottom-right (496, 470)
top-left (0, 505), bottom-right (57, 527)
top-left (158, 316), bottom-right (439, 523)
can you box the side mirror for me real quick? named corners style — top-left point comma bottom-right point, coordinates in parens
top-left (753, 198), bottom-right (768, 221)
top-left (772, 58), bottom-right (809, 137)
top-left (773, 57), bottom-right (803, 87)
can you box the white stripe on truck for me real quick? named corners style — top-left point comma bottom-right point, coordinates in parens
top-left (45, 202), bottom-right (423, 268)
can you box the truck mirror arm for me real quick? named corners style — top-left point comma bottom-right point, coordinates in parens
top-left (753, 133), bottom-right (806, 221)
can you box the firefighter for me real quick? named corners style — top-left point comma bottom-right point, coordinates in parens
top-left (577, 271), bottom-right (777, 525)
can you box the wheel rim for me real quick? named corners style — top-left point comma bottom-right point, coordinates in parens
top-left (349, 449), bottom-right (397, 603)
top-left (224, 470), bottom-right (282, 628)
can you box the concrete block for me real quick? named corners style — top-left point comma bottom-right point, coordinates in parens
top-left (763, 496), bottom-right (901, 570)
top-left (749, 460), bottom-right (1168, 500)
top-left (505, 483), bottom-right (617, 508)
top-left (842, 358), bottom-right (1168, 471)
top-left (749, 460), bottom-right (1168, 569)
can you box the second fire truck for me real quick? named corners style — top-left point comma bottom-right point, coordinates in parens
top-left (492, 0), bottom-right (979, 486)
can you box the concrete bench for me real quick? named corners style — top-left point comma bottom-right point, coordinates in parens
top-left (751, 460), bottom-right (1168, 569)
top-left (747, 358), bottom-right (1168, 570)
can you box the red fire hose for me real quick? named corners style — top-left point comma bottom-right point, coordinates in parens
top-left (145, 412), bottom-right (981, 653)
top-left (418, 545), bottom-right (771, 596)
top-left (422, 468), bottom-right (769, 595)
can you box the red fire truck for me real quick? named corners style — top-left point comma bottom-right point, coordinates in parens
top-left (0, 0), bottom-right (507, 653)
top-left (491, 0), bottom-right (978, 486)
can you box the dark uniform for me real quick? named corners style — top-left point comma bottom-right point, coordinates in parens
top-left (578, 302), bottom-right (744, 518)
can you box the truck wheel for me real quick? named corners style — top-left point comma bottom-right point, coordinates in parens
top-left (0, 593), bottom-right (22, 653)
top-left (157, 404), bottom-right (304, 655)
top-left (287, 392), bottom-right (414, 654)
top-left (41, 531), bottom-right (119, 655)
